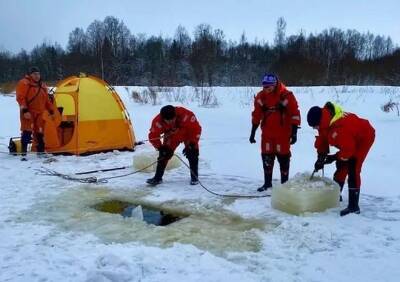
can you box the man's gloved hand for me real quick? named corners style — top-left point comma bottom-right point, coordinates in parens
top-left (324, 153), bottom-right (337, 164)
top-left (158, 145), bottom-right (173, 158)
top-left (277, 101), bottom-right (287, 111)
top-left (290, 125), bottom-right (298, 145)
top-left (249, 124), bottom-right (258, 144)
top-left (21, 108), bottom-right (31, 119)
top-left (314, 153), bottom-right (327, 171)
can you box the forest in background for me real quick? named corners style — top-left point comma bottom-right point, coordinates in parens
top-left (1, 16), bottom-right (399, 86)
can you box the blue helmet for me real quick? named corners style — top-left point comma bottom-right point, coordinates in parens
top-left (262, 74), bottom-right (278, 86)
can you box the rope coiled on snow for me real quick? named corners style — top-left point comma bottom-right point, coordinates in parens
top-left (35, 153), bottom-right (270, 198)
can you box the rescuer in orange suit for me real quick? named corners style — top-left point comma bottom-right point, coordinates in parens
top-left (249, 74), bottom-right (301, 192)
top-left (307, 102), bottom-right (375, 216)
top-left (147, 105), bottom-right (202, 186)
top-left (16, 67), bottom-right (54, 159)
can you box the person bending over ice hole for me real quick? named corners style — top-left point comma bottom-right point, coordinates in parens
top-left (249, 74), bottom-right (301, 192)
top-left (146, 105), bottom-right (202, 186)
top-left (307, 102), bottom-right (375, 216)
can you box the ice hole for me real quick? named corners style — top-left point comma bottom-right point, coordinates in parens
top-left (20, 187), bottom-right (276, 256)
top-left (92, 199), bottom-right (184, 226)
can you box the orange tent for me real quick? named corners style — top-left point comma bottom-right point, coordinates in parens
top-left (45, 74), bottom-right (135, 155)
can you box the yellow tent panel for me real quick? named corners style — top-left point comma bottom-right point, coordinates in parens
top-left (45, 74), bottom-right (136, 155)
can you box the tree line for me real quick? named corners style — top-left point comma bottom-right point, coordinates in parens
top-left (0, 16), bottom-right (399, 86)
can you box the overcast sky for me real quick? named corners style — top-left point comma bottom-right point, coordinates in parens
top-left (1, 0), bottom-right (399, 53)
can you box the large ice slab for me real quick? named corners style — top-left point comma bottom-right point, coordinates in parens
top-left (271, 173), bottom-right (340, 215)
top-left (132, 151), bottom-right (181, 172)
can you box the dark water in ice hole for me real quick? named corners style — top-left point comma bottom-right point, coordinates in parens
top-left (92, 199), bottom-right (183, 226)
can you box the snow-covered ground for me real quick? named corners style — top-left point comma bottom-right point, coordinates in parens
top-left (1, 85), bottom-right (400, 282)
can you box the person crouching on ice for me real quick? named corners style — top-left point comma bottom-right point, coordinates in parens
top-left (146, 105), bottom-right (202, 186)
top-left (307, 102), bottom-right (375, 216)
top-left (249, 74), bottom-right (301, 192)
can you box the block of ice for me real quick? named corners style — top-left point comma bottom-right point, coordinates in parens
top-left (130, 205), bottom-right (144, 221)
top-left (271, 172), bottom-right (340, 215)
top-left (132, 151), bottom-right (181, 172)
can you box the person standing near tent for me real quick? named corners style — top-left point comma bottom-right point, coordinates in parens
top-left (146, 105), bottom-right (202, 186)
top-left (16, 67), bottom-right (54, 159)
top-left (307, 102), bottom-right (375, 216)
top-left (249, 74), bottom-right (301, 192)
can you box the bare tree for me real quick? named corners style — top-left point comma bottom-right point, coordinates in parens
top-left (274, 17), bottom-right (287, 48)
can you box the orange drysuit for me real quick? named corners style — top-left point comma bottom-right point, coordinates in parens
top-left (315, 107), bottom-right (375, 189)
top-left (148, 106), bottom-right (202, 152)
top-left (252, 82), bottom-right (301, 154)
top-left (16, 75), bottom-right (53, 133)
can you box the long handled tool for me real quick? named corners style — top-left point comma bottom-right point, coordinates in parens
top-left (310, 169), bottom-right (317, 180)
top-left (75, 166), bottom-right (129, 175)
top-left (310, 167), bottom-right (324, 180)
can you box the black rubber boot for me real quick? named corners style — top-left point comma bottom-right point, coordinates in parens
top-left (21, 130), bottom-right (32, 160)
top-left (257, 154), bottom-right (274, 192)
top-left (340, 188), bottom-right (360, 216)
top-left (35, 133), bottom-right (45, 154)
top-left (277, 154), bottom-right (290, 184)
top-left (340, 158), bottom-right (360, 216)
top-left (186, 147), bottom-right (199, 185)
top-left (146, 157), bottom-right (167, 186)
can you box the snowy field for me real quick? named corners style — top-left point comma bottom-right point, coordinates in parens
top-left (1, 85), bottom-right (400, 282)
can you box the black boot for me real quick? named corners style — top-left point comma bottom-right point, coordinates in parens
top-left (146, 158), bottom-right (167, 186)
top-left (340, 188), bottom-right (360, 216)
top-left (21, 130), bottom-right (32, 160)
top-left (257, 154), bottom-right (274, 192)
top-left (188, 154), bottom-right (199, 185)
top-left (277, 154), bottom-right (290, 184)
top-left (185, 146), bottom-right (199, 185)
top-left (35, 133), bottom-right (45, 154)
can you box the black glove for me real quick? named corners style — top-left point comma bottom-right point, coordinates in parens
top-left (324, 153), bottom-right (337, 164)
top-left (290, 125), bottom-right (298, 145)
top-left (249, 124), bottom-right (258, 144)
top-left (277, 101), bottom-right (286, 111)
top-left (314, 153), bottom-right (327, 171)
top-left (158, 145), bottom-right (173, 158)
